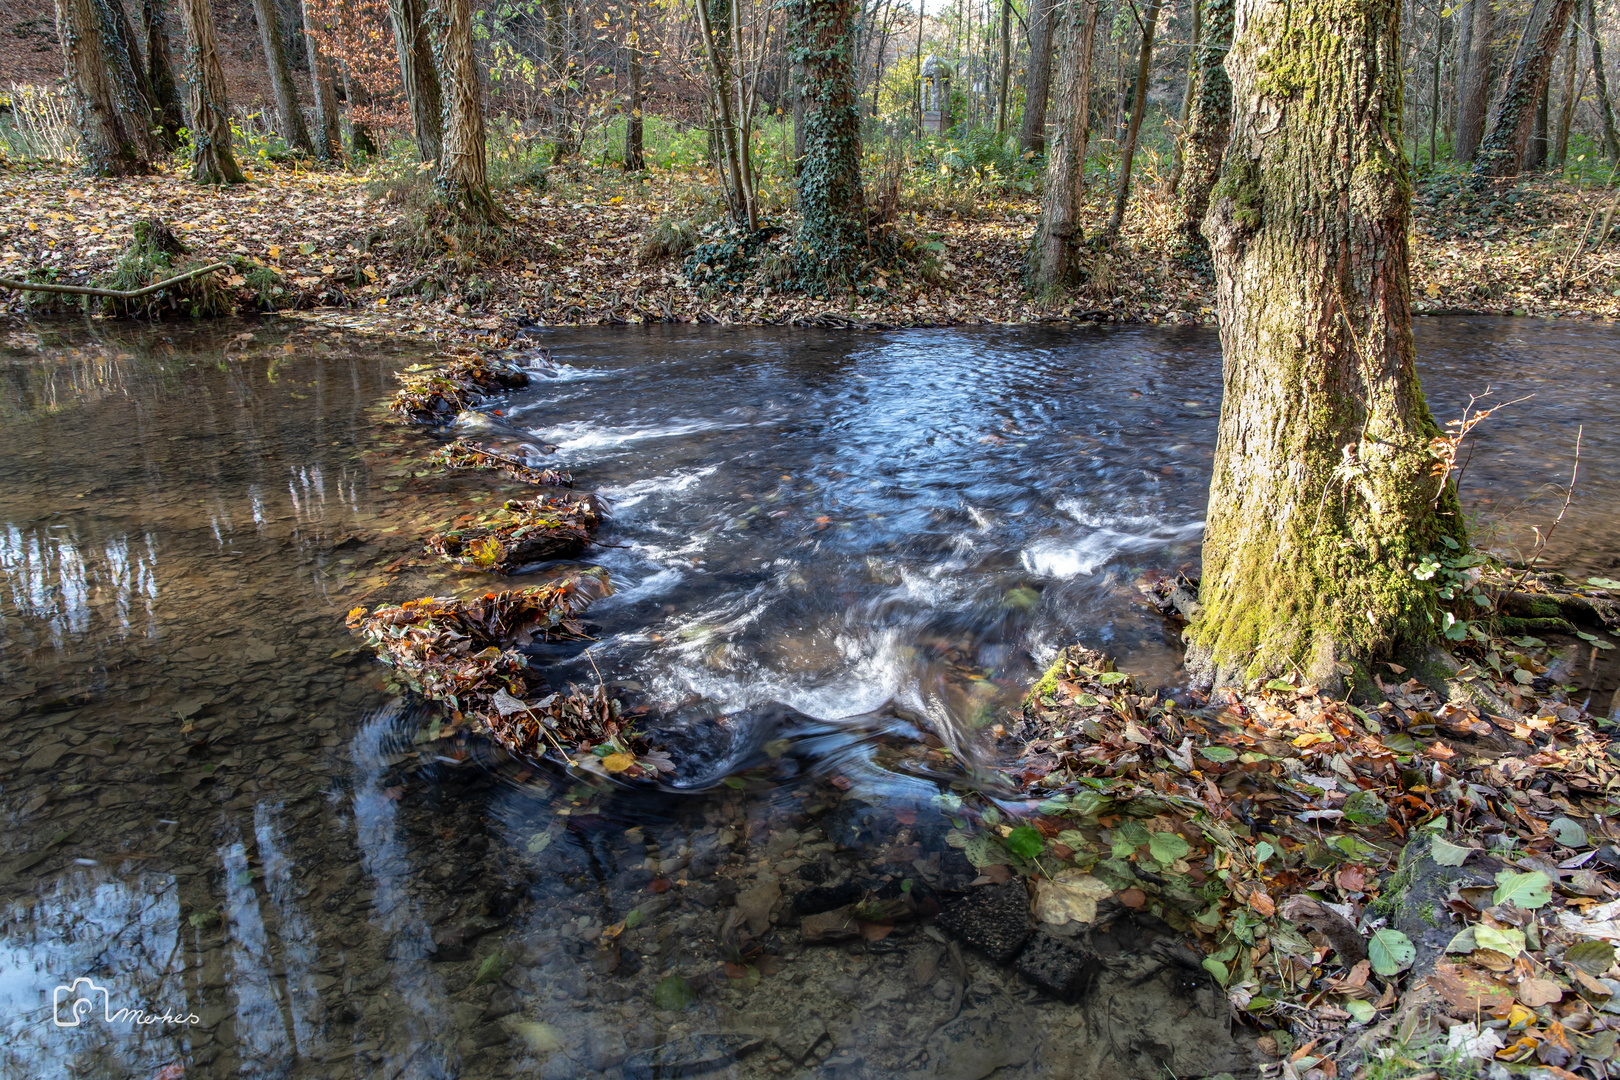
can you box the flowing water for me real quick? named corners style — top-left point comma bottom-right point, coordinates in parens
top-left (0, 315), bottom-right (1614, 1080)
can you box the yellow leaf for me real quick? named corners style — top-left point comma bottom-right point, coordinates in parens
top-left (601, 753), bottom-right (633, 773)
top-left (267, 245), bottom-right (281, 260)
top-left (1292, 731), bottom-right (1335, 747)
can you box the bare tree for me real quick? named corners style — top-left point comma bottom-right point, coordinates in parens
top-left (251, 0), bottom-right (314, 152)
top-left (625, 0), bottom-right (646, 171)
top-left (1027, 0), bottom-right (1100, 292)
top-left (1593, 0), bottom-right (1620, 161)
top-left (303, 0), bottom-right (344, 162)
top-left (178, 0), bottom-right (246, 183)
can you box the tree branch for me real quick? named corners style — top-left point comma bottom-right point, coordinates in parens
top-left (0, 262), bottom-right (232, 300)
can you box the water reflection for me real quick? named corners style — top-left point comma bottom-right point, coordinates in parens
top-left (0, 317), bottom-right (1614, 1080)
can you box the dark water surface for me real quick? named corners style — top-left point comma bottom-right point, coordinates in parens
top-left (0, 315), bottom-right (1612, 1080)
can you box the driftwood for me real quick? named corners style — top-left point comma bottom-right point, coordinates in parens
top-left (0, 262), bottom-right (231, 300)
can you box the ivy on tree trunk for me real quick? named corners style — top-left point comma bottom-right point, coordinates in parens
top-left (54, 0), bottom-right (155, 176)
top-left (250, 0), bottom-right (314, 154)
top-left (1192, 0), bottom-right (1461, 688)
top-left (1474, 0), bottom-right (1575, 179)
top-left (141, 0), bottom-right (184, 148)
top-left (178, 0), bottom-right (245, 184)
top-left (790, 0), bottom-right (869, 283)
top-left (431, 0), bottom-right (500, 221)
top-left (1174, 0), bottom-right (1231, 244)
top-left (388, 0), bottom-right (444, 165)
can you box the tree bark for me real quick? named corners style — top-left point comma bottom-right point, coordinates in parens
top-left (388, 0), bottom-right (443, 164)
top-left (624, 3), bottom-right (646, 171)
top-left (1453, 0), bottom-right (1494, 163)
top-left (791, 0), bottom-right (868, 279)
top-left (1527, 80), bottom-right (1549, 169)
top-left (1018, 0), bottom-right (1056, 153)
top-left (339, 61), bottom-right (377, 157)
top-left (178, 0), bottom-right (245, 183)
top-left (54, 0), bottom-right (155, 175)
top-left (1166, 0), bottom-right (1202, 196)
top-left (1174, 0), bottom-right (1232, 244)
top-left (1552, 13), bottom-right (1579, 167)
top-left (1592, 0), bottom-right (1620, 162)
top-left (1103, 0), bottom-right (1163, 241)
top-left (302, 0), bottom-right (343, 162)
top-left (94, 0), bottom-right (158, 131)
top-left (250, 0), bottom-right (314, 152)
top-left (544, 0), bottom-right (577, 161)
top-left (1475, 0), bottom-right (1576, 177)
top-left (995, 0), bottom-right (1012, 133)
top-left (1026, 0), bottom-right (1100, 293)
top-left (431, 0), bottom-right (498, 219)
top-left (1193, 0), bottom-right (1460, 687)
top-left (141, 0), bottom-right (184, 147)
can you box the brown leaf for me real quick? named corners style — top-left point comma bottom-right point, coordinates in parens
top-left (1119, 887), bottom-right (1146, 910)
top-left (1427, 960), bottom-right (1514, 1016)
top-left (1518, 978), bottom-right (1566, 1007)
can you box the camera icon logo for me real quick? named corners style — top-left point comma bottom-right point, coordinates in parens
top-left (52, 978), bottom-right (111, 1027)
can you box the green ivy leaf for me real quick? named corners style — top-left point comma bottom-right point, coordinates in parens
top-left (1367, 928), bottom-right (1416, 976)
top-left (1097, 671), bottom-right (1128, 685)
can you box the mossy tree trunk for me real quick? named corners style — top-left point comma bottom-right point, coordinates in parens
top-left (791, 0), bottom-right (869, 280)
top-left (140, 0), bottom-right (184, 147)
top-left (1474, 0), bottom-right (1575, 178)
top-left (1018, 0), bottom-right (1055, 154)
top-left (1453, 0), bottom-right (1494, 163)
top-left (55, 0), bottom-right (156, 176)
top-left (431, 0), bottom-right (500, 220)
top-left (1174, 0), bottom-right (1232, 244)
top-left (94, 0), bottom-right (159, 135)
top-left (1026, 0), bottom-right (1100, 294)
top-left (178, 0), bottom-right (246, 184)
top-left (1192, 0), bottom-right (1461, 689)
top-left (302, 0), bottom-right (344, 163)
top-left (387, 0), bottom-right (444, 164)
top-left (250, 0), bottom-right (314, 153)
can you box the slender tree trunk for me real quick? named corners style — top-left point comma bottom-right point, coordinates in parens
top-left (791, 0), bottom-right (868, 280)
top-left (178, 0), bottom-right (246, 183)
top-left (431, 0), bottom-right (498, 219)
top-left (141, 0), bottom-right (184, 147)
top-left (1174, 0), bottom-right (1232, 244)
top-left (1454, 0), bottom-right (1494, 162)
top-left (1194, 0), bottom-right (1460, 688)
top-left (793, 59), bottom-right (806, 166)
top-left (250, 0), bottom-right (313, 152)
top-left (388, 0), bottom-right (444, 163)
top-left (544, 0), bottom-right (575, 161)
top-left (1428, 15), bottom-right (1441, 167)
top-left (339, 61), bottom-right (377, 157)
top-left (1552, 15), bottom-right (1579, 167)
top-left (1103, 0), bottom-right (1163, 241)
top-left (1019, 0), bottom-right (1055, 153)
top-left (1475, 0), bottom-right (1576, 177)
top-left (1527, 81), bottom-right (1549, 169)
top-left (1027, 0), bottom-right (1100, 292)
top-left (624, 3), bottom-right (645, 171)
top-left (302, 1), bottom-right (343, 162)
top-left (995, 0), bottom-right (1012, 133)
top-left (695, 0), bottom-right (752, 227)
top-left (1593, 0), bottom-right (1620, 162)
top-left (54, 0), bottom-right (155, 175)
top-left (1167, 0), bottom-right (1202, 195)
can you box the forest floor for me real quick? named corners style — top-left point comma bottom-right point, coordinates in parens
top-left (2, 156), bottom-right (1619, 333)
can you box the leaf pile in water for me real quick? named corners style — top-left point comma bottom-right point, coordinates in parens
top-left (428, 495), bottom-right (599, 573)
top-left (945, 640), bottom-right (1620, 1070)
top-left (345, 571), bottom-right (670, 778)
top-left (389, 355), bottom-right (530, 423)
top-left (430, 437), bottom-right (572, 488)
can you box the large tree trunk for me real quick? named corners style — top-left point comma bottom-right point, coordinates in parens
top-left (1173, 0), bottom-right (1232, 244)
top-left (250, 0), bottom-right (313, 152)
top-left (1166, 0), bottom-right (1202, 196)
top-left (432, 0), bottom-right (498, 219)
top-left (1018, 0), bottom-right (1055, 153)
top-left (1026, 0), bottom-right (1100, 293)
top-left (1593, 0), bottom-right (1620, 162)
top-left (624, 3), bottom-right (645, 171)
top-left (1192, 0), bottom-right (1460, 688)
top-left (1552, 15), bottom-right (1579, 168)
top-left (791, 0), bottom-right (868, 279)
top-left (178, 0), bottom-right (245, 183)
top-left (388, 0), bottom-right (444, 163)
top-left (302, 1), bottom-right (343, 162)
top-left (55, 0), bottom-right (156, 175)
top-left (1453, 0), bottom-right (1494, 163)
top-left (141, 0), bottom-right (184, 147)
top-left (1475, 0), bottom-right (1576, 177)
top-left (1103, 0), bottom-right (1163, 241)
top-left (94, 0), bottom-right (158, 131)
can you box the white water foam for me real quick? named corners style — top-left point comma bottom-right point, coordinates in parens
top-left (533, 420), bottom-right (741, 458)
top-left (596, 465), bottom-right (719, 510)
top-left (1020, 518), bottom-right (1205, 578)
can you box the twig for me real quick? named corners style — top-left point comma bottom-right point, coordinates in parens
top-left (1515, 425), bottom-right (1582, 583)
top-left (0, 262), bottom-right (231, 300)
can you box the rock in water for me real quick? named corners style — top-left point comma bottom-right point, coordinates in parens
top-left (926, 1006), bottom-right (1035, 1080)
top-left (1016, 929), bottom-right (1096, 1002)
top-left (622, 1033), bottom-right (763, 1079)
top-left (936, 880), bottom-right (1032, 963)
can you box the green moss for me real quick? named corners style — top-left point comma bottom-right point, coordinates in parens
top-left (1023, 653), bottom-right (1070, 710)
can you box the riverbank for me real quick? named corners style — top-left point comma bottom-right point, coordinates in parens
top-left (3, 159), bottom-right (1618, 331)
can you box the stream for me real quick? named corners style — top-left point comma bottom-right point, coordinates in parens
top-left (0, 315), bottom-right (1614, 1080)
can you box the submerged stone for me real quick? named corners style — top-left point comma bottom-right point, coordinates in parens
top-left (936, 880), bottom-right (1032, 963)
top-left (1016, 928), bottom-right (1096, 1002)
